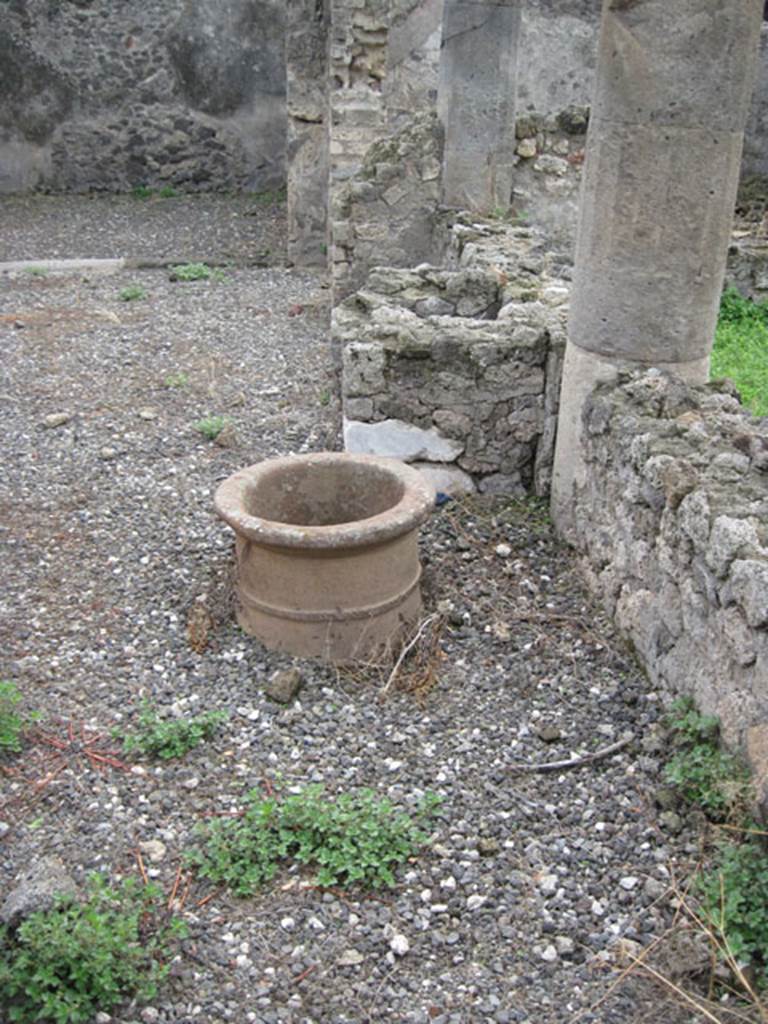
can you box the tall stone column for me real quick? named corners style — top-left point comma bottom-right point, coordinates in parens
top-left (551, 0), bottom-right (763, 539)
top-left (286, 0), bottom-right (330, 267)
top-left (438, 0), bottom-right (521, 212)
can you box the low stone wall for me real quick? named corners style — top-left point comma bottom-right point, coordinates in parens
top-left (570, 369), bottom-right (768, 794)
top-left (335, 219), bottom-right (569, 495)
top-left (0, 0), bottom-right (286, 193)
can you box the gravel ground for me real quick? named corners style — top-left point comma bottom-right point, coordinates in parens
top-left (0, 198), bottom-right (720, 1024)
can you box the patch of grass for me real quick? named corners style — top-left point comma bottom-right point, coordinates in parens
top-left (187, 785), bottom-right (441, 896)
top-left (170, 262), bottom-right (212, 282)
top-left (193, 415), bottom-right (228, 440)
top-left (319, 388), bottom-right (331, 406)
top-left (663, 697), bottom-right (751, 821)
top-left (713, 287), bottom-right (768, 415)
top-left (0, 874), bottom-right (186, 1024)
top-left (118, 283), bottom-right (146, 302)
top-left (23, 266), bottom-right (48, 277)
top-left (163, 371), bottom-right (189, 389)
top-left (0, 681), bottom-right (37, 756)
top-left (131, 185), bottom-right (154, 200)
top-left (158, 185), bottom-right (178, 198)
top-left (114, 702), bottom-right (226, 760)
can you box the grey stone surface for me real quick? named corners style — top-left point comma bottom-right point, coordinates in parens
top-left (568, 0), bottom-right (763, 366)
top-left (438, 0), bottom-right (521, 211)
top-left (1, 856), bottom-right (78, 928)
top-left (0, 0), bottom-right (286, 193)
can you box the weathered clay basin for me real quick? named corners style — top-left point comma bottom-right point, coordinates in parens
top-left (214, 453), bottom-right (434, 662)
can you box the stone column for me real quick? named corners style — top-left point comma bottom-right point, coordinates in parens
top-left (551, 0), bottom-right (763, 539)
top-left (286, 0), bottom-right (330, 267)
top-left (438, 0), bottom-right (521, 212)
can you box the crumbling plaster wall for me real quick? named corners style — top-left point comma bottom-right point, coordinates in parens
top-left (0, 0), bottom-right (286, 193)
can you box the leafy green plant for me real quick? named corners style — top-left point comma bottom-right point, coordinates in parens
top-left (115, 702), bottom-right (226, 760)
top-left (193, 415), bottom-right (228, 440)
top-left (187, 785), bottom-right (441, 896)
top-left (664, 697), bottom-right (751, 821)
top-left (697, 839), bottom-right (768, 989)
top-left (170, 263), bottom-right (212, 282)
top-left (131, 185), bottom-right (154, 200)
top-left (0, 681), bottom-right (37, 755)
top-left (163, 371), bottom-right (189, 389)
top-left (713, 287), bottom-right (768, 415)
top-left (158, 185), bottom-right (178, 198)
top-left (118, 284), bottom-right (146, 302)
top-left (0, 873), bottom-right (186, 1024)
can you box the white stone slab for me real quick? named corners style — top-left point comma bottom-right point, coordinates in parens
top-left (343, 418), bottom-right (464, 463)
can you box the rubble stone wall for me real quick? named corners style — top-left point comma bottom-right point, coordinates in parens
top-left (571, 370), bottom-right (768, 795)
top-left (0, 0), bottom-right (286, 194)
top-left (336, 219), bottom-right (569, 495)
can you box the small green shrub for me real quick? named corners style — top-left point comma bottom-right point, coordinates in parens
top-left (158, 185), bottom-right (178, 198)
top-left (0, 682), bottom-right (37, 755)
top-left (118, 284), bottom-right (146, 302)
top-left (131, 185), bottom-right (154, 200)
top-left (664, 697), bottom-right (751, 820)
top-left (115, 702), bottom-right (226, 760)
top-left (698, 839), bottom-right (768, 988)
top-left (0, 874), bottom-right (186, 1024)
top-left (193, 415), bottom-right (228, 440)
top-left (170, 263), bottom-right (212, 282)
top-left (187, 785), bottom-right (441, 895)
top-left (163, 371), bottom-right (189, 389)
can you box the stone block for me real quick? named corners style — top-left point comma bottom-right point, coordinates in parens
top-left (412, 462), bottom-right (476, 497)
top-left (343, 417), bottom-right (464, 463)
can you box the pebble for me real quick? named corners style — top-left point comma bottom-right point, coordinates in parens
top-left (619, 876), bottom-right (638, 891)
top-left (495, 543), bottom-right (512, 558)
top-left (337, 949), bottom-right (365, 967)
top-left (467, 894), bottom-right (486, 910)
top-left (43, 412), bottom-right (72, 428)
top-left (389, 933), bottom-right (410, 957)
top-left (540, 944), bottom-right (558, 962)
top-left (138, 407), bottom-right (158, 420)
top-left (539, 874), bottom-right (558, 896)
top-left (140, 839), bottom-right (167, 863)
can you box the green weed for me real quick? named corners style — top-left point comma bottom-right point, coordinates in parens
top-left (23, 266), bottom-right (48, 278)
top-left (158, 185), bottom-right (178, 198)
top-left (193, 415), bottom-right (228, 440)
top-left (663, 697), bottom-right (751, 821)
top-left (0, 681), bottom-right (37, 756)
top-left (0, 874), bottom-right (186, 1024)
top-left (115, 702), bottom-right (226, 760)
top-left (187, 785), bottom-right (441, 896)
top-left (118, 284), bottom-right (146, 302)
top-left (163, 371), bottom-right (189, 389)
top-left (170, 263), bottom-right (212, 282)
top-left (713, 287), bottom-right (768, 415)
top-left (697, 839), bottom-right (768, 989)
top-left (131, 185), bottom-right (154, 200)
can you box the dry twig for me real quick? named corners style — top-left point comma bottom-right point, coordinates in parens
top-left (507, 734), bottom-right (634, 774)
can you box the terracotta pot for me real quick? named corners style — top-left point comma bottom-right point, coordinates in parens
top-left (214, 453), bottom-right (434, 663)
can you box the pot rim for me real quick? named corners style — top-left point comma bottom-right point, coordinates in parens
top-left (214, 452), bottom-right (434, 550)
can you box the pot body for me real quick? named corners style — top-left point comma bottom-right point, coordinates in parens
top-left (214, 453), bottom-right (433, 662)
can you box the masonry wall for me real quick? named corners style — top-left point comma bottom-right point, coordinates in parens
top-left (0, 0), bottom-right (286, 193)
top-left (569, 370), bottom-right (768, 800)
